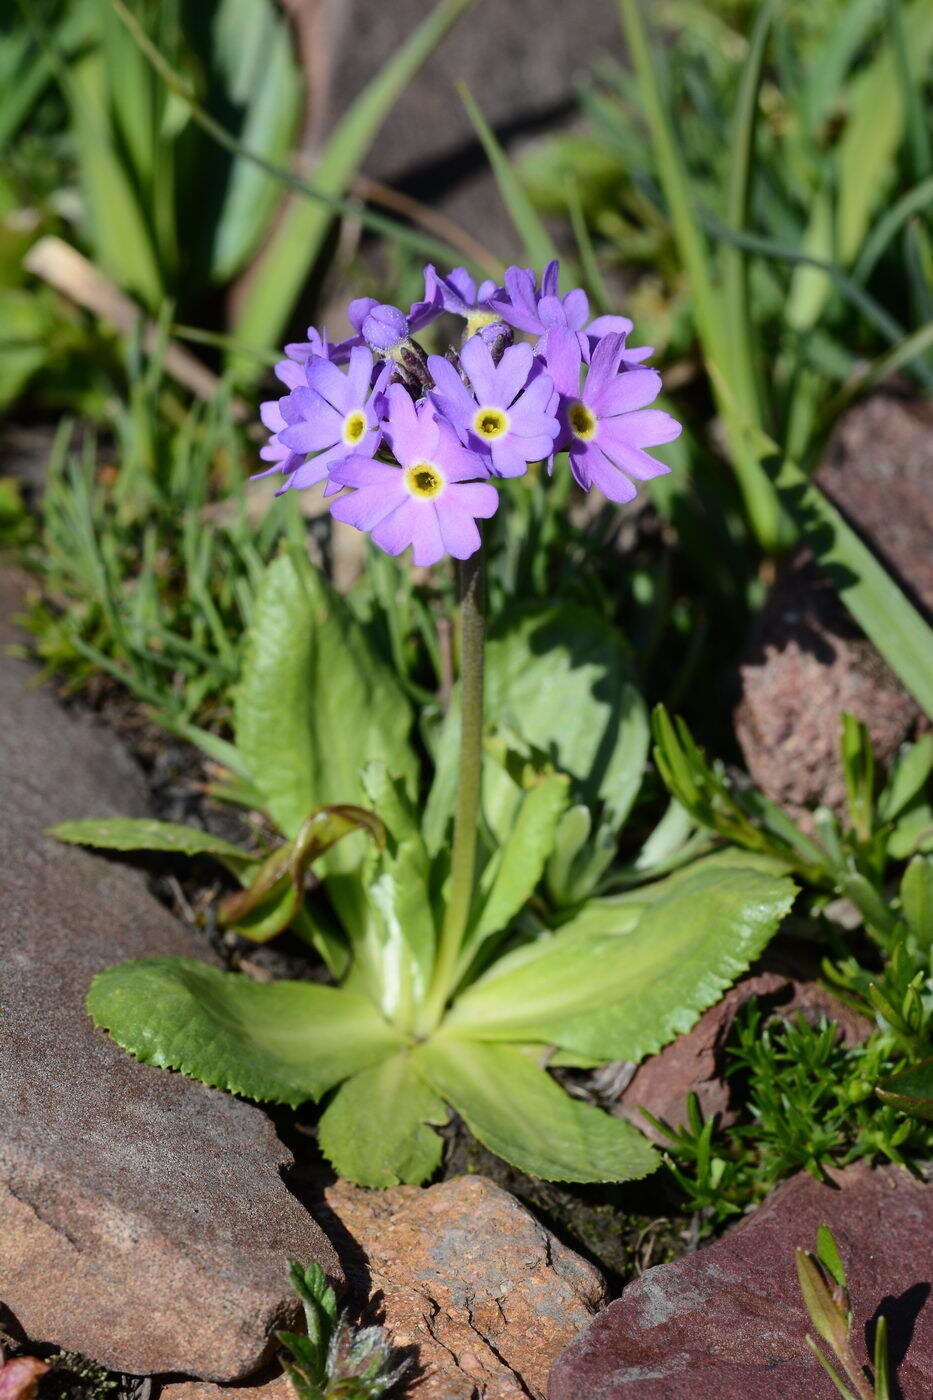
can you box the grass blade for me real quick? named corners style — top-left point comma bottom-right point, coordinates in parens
top-left (230, 0), bottom-right (481, 378)
top-left (720, 0), bottom-right (777, 428)
top-left (773, 457), bottom-right (933, 715)
top-left (616, 0), bottom-right (785, 551)
top-left (457, 81), bottom-right (557, 267)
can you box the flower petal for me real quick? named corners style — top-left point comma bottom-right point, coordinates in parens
top-left (591, 366), bottom-right (662, 416)
top-left (492, 340), bottom-right (534, 407)
top-left (435, 496), bottom-right (482, 559)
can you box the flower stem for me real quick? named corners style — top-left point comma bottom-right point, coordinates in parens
top-left (420, 547), bottom-right (485, 1031)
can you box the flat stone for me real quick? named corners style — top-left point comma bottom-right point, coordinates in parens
top-left (735, 393), bottom-right (932, 817)
top-left (0, 566), bottom-right (340, 1380)
top-left (326, 1175), bottom-right (606, 1400)
top-left (617, 972), bottom-right (873, 1144)
top-left (549, 1164), bottom-right (932, 1400)
top-left (158, 1375), bottom-right (293, 1400)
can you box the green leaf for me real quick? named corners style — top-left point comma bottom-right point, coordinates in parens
top-left (875, 1057), bottom-right (933, 1121)
top-left (318, 1052), bottom-right (448, 1187)
top-left (815, 1225), bottom-right (847, 1290)
top-left (877, 734), bottom-right (933, 821)
top-left (87, 958), bottom-right (402, 1107)
top-left (48, 816), bottom-right (255, 874)
top-left (837, 0), bottom-right (933, 266)
top-left (66, 50), bottom-right (162, 305)
top-left (209, 0), bottom-right (303, 281)
top-left (229, 0), bottom-right (479, 377)
top-left (353, 765), bottom-right (437, 1023)
top-left (458, 82), bottom-right (556, 267)
top-left (446, 865), bottom-right (796, 1060)
top-left (772, 458), bottom-right (933, 715)
top-left (900, 856), bottom-right (933, 945)
top-left (465, 771), bottom-right (570, 966)
top-left (218, 804), bottom-right (384, 942)
top-left (414, 1035), bottom-right (658, 1183)
top-left (234, 549), bottom-right (417, 858)
top-left (425, 604), bottom-right (647, 852)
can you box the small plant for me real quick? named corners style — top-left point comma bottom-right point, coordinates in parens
top-left (279, 1262), bottom-right (408, 1400)
top-left (795, 1225), bottom-right (893, 1400)
top-left (62, 261), bottom-right (797, 1188)
top-left (643, 1001), bottom-right (931, 1229)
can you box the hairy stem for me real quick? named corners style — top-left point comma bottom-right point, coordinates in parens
top-left (420, 548), bottom-right (485, 1030)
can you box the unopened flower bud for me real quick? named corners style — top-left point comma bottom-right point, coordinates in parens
top-left (474, 319), bottom-right (514, 364)
top-left (361, 304), bottom-right (409, 354)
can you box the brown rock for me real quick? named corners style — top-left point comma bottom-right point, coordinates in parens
top-left (735, 393), bottom-right (932, 818)
top-left (326, 1175), bottom-right (606, 1400)
top-left (0, 1358), bottom-right (49, 1400)
top-left (617, 972), bottom-right (873, 1143)
top-left (0, 567), bottom-right (339, 1380)
top-left (549, 1164), bottom-right (932, 1400)
top-left (158, 1375), bottom-right (293, 1400)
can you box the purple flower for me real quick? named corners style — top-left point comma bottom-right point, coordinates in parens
top-left (543, 328), bottom-right (681, 503)
top-left (337, 289), bottom-right (443, 360)
top-left (427, 337), bottom-right (559, 478)
top-left (490, 259), bottom-right (651, 363)
top-left (329, 384), bottom-right (499, 566)
top-left (281, 326), bottom-right (340, 366)
top-left (267, 347), bottom-right (389, 495)
top-left (423, 264), bottom-right (503, 336)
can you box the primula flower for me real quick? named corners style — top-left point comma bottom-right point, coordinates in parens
top-left (329, 384), bottom-right (498, 566)
top-left (427, 337), bottom-right (559, 478)
top-left (423, 264), bottom-right (503, 337)
top-left (269, 347), bottom-right (390, 494)
top-left (281, 326), bottom-right (339, 366)
top-left (491, 259), bottom-right (650, 362)
top-left (344, 289), bottom-right (442, 358)
top-left (544, 328), bottom-right (681, 503)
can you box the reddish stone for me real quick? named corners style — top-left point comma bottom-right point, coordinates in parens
top-left (735, 393), bottom-right (932, 818)
top-left (549, 1165), bottom-right (932, 1400)
top-left (0, 567), bottom-right (339, 1380)
top-left (327, 1175), bottom-right (606, 1400)
top-left (617, 972), bottom-right (873, 1143)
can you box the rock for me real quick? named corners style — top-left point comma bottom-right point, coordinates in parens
top-left (158, 1375), bottom-right (293, 1400)
top-left (0, 1358), bottom-right (48, 1400)
top-left (617, 972), bottom-right (873, 1144)
top-left (549, 1164), bottom-right (932, 1400)
top-left (735, 393), bottom-right (932, 818)
top-left (321, 0), bottom-right (622, 253)
top-left (326, 1175), bottom-right (606, 1400)
top-left (0, 566), bottom-right (339, 1380)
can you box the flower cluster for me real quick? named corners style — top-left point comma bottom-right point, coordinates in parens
top-left (257, 261), bottom-right (681, 566)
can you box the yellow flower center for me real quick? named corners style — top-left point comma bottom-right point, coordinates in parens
top-left (404, 462), bottom-right (444, 499)
top-left (465, 310), bottom-right (499, 337)
top-left (473, 405), bottom-right (509, 440)
top-left (568, 401), bottom-right (597, 440)
top-left (342, 409), bottom-right (367, 445)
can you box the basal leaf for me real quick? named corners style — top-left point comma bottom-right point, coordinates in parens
top-left (425, 604), bottom-right (647, 851)
top-left (218, 804), bottom-right (385, 941)
top-left (234, 549), bottom-right (418, 860)
top-left (446, 865), bottom-right (796, 1061)
top-left (318, 1051), bottom-right (448, 1187)
top-left (464, 771), bottom-right (570, 966)
top-left (87, 957), bottom-right (402, 1107)
top-left (414, 1035), bottom-right (657, 1183)
top-left (353, 765), bottom-right (437, 1022)
top-left (48, 816), bottom-right (255, 874)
